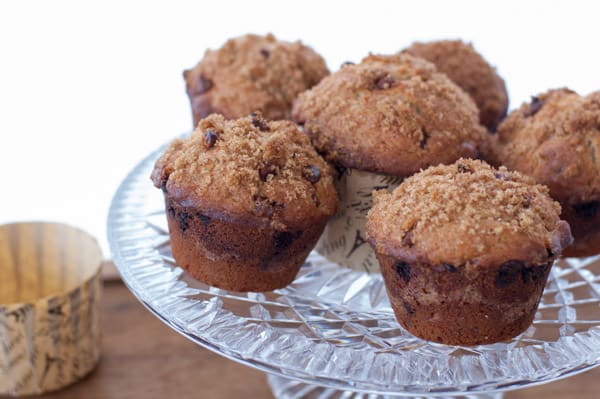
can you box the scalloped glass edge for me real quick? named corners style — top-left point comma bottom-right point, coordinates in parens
top-left (107, 139), bottom-right (600, 396)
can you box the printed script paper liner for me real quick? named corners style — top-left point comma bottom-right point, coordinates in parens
top-left (0, 222), bottom-right (102, 396)
top-left (316, 169), bottom-right (403, 273)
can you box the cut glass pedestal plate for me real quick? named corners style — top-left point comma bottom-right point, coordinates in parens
top-left (107, 143), bottom-right (600, 399)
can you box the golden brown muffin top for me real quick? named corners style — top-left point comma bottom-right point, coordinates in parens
top-left (292, 53), bottom-right (486, 177)
top-left (404, 40), bottom-right (508, 131)
top-left (184, 33), bottom-right (329, 123)
top-left (151, 113), bottom-right (338, 230)
top-left (490, 88), bottom-right (600, 207)
top-left (366, 159), bottom-right (572, 267)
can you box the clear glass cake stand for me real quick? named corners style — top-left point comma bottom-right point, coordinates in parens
top-left (107, 142), bottom-right (600, 399)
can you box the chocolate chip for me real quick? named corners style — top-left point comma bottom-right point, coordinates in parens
top-left (393, 261), bottom-right (411, 283)
top-left (419, 128), bottom-right (429, 149)
top-left (259, 164), bottom-right (278, 182)
top-left (250, 113), bottom-right (270, 131)
top-left (274, 230), bottom-right (302, 250)
top-left (494, 172), bottom-right (512, 181)
top-left (573, 201), bottom-right (600, 219)
top-left (401, 229), bottom-right (414, 247)
top-left (342, 61), bottom-right (355, 66)
top-left (546, 247), bottom-right (554, 258)
top-left (374, 75), bottom-right (395, 90)
top-left (178, 211), bottom-right (192, 232)
top-left (167, 201), bottom-right (176, 216)
top-left (402, 300), bottom-right (415, 315)
top-left (526, 96), bottom-right (544, 117)
top-left (302, 165), bottom-right (321, 183)
top-left (260, 49), bottom-right (270, 58)
top-left (196, 212), bottom-right (211, 226)
top-left (334, 165), bottom-right (346, 180)
top-left (457, 163), bottom-right (473, 173)
top-left (198, 76), bottom-right (213, 94)
top-left (521, 264), bottom-right (549, 283)
top-left (254, 195), bottom-right (274, 217)
top-left (311, 192), bottom-right (320, 207)
top-left (495, 260), bottom-right (525, 288)
top-left (443, 263), bottom-right (458, 272)
top-left (204, 130), bottom-right (218, 149)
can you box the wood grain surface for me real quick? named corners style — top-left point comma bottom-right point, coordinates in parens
top-left (36, 278), bottom-right (600, 399)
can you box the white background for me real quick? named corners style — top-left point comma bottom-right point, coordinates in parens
top-left (1, 0), bottom-right (599, 257)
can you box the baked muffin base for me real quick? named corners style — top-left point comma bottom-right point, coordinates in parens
top-left (376, 253), bottom-right (552, 346)
top-left (165, 195), bottom-right (325, 292)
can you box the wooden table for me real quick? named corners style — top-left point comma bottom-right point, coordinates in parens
top-left (37, 279), bottom-right (600, 399)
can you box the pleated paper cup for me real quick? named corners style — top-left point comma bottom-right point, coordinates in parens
top-left (0, 222), bottom-right (102, 396)
top-left (315, 169), bottom-right (403, 273)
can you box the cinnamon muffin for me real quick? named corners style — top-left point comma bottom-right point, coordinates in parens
top-left (292, 53), bottom-right (486, 272)
top-left (184, 33), bottom-right (329, 126)
top-left (404, 39), bottom-right (508, 131)
top-left (366, 159), bottom-right (573, 345)
top-left (151, 113), bottom-right (338, 292)
top-left (489, 88), bottom-right (600, 257)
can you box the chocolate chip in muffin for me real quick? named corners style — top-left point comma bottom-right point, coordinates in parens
top-left (521, 263), bottom-right (550, 283)
top-left (167, 200), bottom-right (176, 217)
top-left (526, 96), bottom-right (544, 117)
top-left (251, 113), bottom-right (270, 131)
top-left (393, 260), bottom-right (411, 283)
top-left (204, 130), bottom-right (218, 148)
top-left (495, 260), bottom-right (525, 288)
top-left (457, 162), bottom-right (473, 173)
top-left (403, 300), bottom-right (415, 315)
top-left (254, 195), bottom-right (275, 217)
top-left (259, 164), bottom-right (278, 181)
top-left (274, 230), bottom-right (302, 250)
top-left (419, 128), bottom-right (429, 149)
top-left (178, 211), bottom-right (192, 232)
top-left (260, 48), bottom-right (270, 59)
top-left (196, 212), bottom-right (211, 226)
top-left (302, 165), bottom-right (321, 183)
top-left (374, 74), bottom-right (395, 90)
top-left (573, 200), bottom-right (600, 218)
top-left (443, 263), bottom-right (458, 272)
top-left (401, 229), bottom-right (414, 247)
top-left (197, 76), bottom-right (213, 94)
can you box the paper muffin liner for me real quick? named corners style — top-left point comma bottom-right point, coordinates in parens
top-left (0, 222), bottom-right (102, 396)
top-left (316, 169), bottom-right (403, 273)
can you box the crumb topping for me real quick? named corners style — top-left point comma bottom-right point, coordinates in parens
top-left (151, 113), bottom-right (337, 230)
top-left (292, 53), bottom-right (485, 177)
top-left (366, 159), bottom-right (571, 265)
top-left (404, 39), bottom-right (508, 131)
top-left (491, 88), bottom-right (600, 205)
top-left (184, 33), bottom-right (329, 123)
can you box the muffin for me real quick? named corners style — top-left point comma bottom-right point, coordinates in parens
top-left (292, 53), bottom-right (486, 272)
top-left (366, 159), bottom-right (573, 345)
top-left (404, 39), bottom-right (509, 131)
top-left (183, 33), bottom-right (329, 126)
top-left (151, 113), bottom-right (338, 292)
top-left (488, 88), bottom-right (600, 257)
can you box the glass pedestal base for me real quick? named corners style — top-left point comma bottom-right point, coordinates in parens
top-left (267, 374), bottom-right (503, 399)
